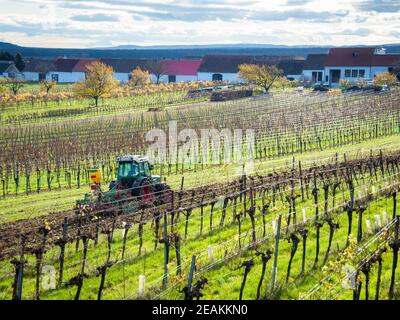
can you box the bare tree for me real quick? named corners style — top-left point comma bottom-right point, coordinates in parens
top-left (5, 77), bottom-right (25, 95)
top-left (147, 60), bottom-right (168, 84)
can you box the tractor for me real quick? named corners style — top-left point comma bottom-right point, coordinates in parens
top-left (76, 155), bottom-right (171, 215)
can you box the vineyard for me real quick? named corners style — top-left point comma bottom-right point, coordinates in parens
top-left (0, 86), bottom-right (399, 301)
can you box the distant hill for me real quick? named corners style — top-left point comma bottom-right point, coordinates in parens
top-left (95, 43), bottom-right (331, 50)
top-left (1, 41), bottom-right (400, 60)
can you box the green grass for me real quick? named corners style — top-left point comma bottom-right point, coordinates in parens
top-left (0, 158), bottom-right (398, 300)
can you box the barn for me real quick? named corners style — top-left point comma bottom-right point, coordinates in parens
top-left (197, 55), bottom-right (253, 82)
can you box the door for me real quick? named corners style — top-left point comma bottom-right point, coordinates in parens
top-left (330, 70), bottom-right (341, 84)
top-left (312, 72), bottom-right (318, 83)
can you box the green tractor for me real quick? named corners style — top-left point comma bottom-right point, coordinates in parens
top-left (76, 155), bottom-right (171, 214)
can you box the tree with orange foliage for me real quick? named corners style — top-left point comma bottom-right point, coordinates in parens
top-left (74, 61), bottom-right (119, 107)
top-left (129, 67), bottom-right (151, 87)
top-left (238, 64), bottom-right (282, 93)
top-left (373, 72), bottom-right (397, 87)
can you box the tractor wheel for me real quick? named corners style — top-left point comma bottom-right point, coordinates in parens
top-left (155, 183), bottom-right (173, 205)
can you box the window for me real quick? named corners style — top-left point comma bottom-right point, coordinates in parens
top-left (345, 69), bottom-right (351, 77)
top-left (358, 70), bottom-right (365, 78)
top-left (7, 73), bottom-right (15, 78)
top-left (51, 74), bottom-right (59, 82)
top-left (118, 162), bottom-right (138, 177)
top-left (39, 73), bottom-right (46, 81)
top-left (351, 70), bottom-right (358, 78)
top-left (312, 71), bottom-right (323, 83)
top-left (212, 73), bottom-right (223, 81)
top-left (168, 75), bottom-right (176, 83)
top-left (143, 163), bottom-right (151, 176)
top-left (138, 162), bottom-right (145, 174)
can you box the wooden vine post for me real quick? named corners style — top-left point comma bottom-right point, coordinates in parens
top-left (345, 156), bottom-right (355, 247)
top-left (56, 217), bottom-right (68, 287)
top-left (11, 236), bottom-right (26, 300)
top-left (248, 178), bottom-right (256, 244)
top-left (388, 215), bottom-right (399, 300)
top-left (186, 255), bottom-right (196, 301)
top-left (270, 215), bottom-right (282, 293)
top-left (312, 170), bottom-right (321, 268)
top-left (162, 212), bottom-right (169, 290)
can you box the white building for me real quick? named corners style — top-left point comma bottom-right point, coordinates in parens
top-left (197, 55), bottom-right (254, 82)
top-left (0, 61), bottom-right (22, 79)
top-left (324, 47), bottom-right (400, 86)
top-left (100, 59), bottom-right (151, 83)
top-left (276, 59), bottom-right (305, 81)
top-left (301, 54), bottom-right (328, 84)
top-left (160, 59), bottom-right (201, 83)
top-left (23, 58), bottom-right (96, 83)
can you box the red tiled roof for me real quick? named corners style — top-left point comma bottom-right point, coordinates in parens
top-left (326, 47), bottom-right (400, 67)
top-left (53, 58), bottom-right (100, 72)
top-left (23, 59), bottom-right (55, 73)
top-left (164, 59), bottom-right (202, 76)
top-left (72, 59), bottom-right (99, 72)
top-left (54, 58), bottom-right (80, 72)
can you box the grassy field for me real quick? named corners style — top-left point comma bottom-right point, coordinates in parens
top-left (0, 163), bottom-right (397, 300)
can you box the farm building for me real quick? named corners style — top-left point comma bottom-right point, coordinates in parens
top-left (160, 59), bottom-right (201, 83)
top-left (51, 58), bottom-right (97, 83)
top-left (0, 60), bottom-right (22, 79)
top-left (276, 59), bottom-right (305, 80)
top-left (23, 59), bottom-right (56, 81)
top-left (23, 58), bottom-right (97, 83)
top-left (22, 58), bottom-right (202, 84)
top-left (197, 55), bottom-right (253, 82)
top-left (101, 58), bottom-right (201, 83)
top-left (301, 54), bottom-right (328, 84)
top-left (323, 47), bottom-right (400, 86)
top-left (197, 55), bottom-right (305, 82)
top-left (100, 58), bottom-right (153, 83)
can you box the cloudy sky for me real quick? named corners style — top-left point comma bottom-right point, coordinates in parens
top-left (0, 0), bottom-right (399, 48)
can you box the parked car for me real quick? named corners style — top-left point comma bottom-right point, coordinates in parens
top-left (343, 85), bottom-right (362, 92)
top-left (313, 85), bottom-right (329, 92)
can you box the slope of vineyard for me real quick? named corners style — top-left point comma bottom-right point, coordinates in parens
top-left (0, 88), bottom-right (399, 300)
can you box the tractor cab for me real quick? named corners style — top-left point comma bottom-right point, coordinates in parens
top-left (110, 155), bottom-right (160, 194)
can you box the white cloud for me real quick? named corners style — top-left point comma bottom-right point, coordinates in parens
top-left (0, 0), bottom-right (398, 47)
